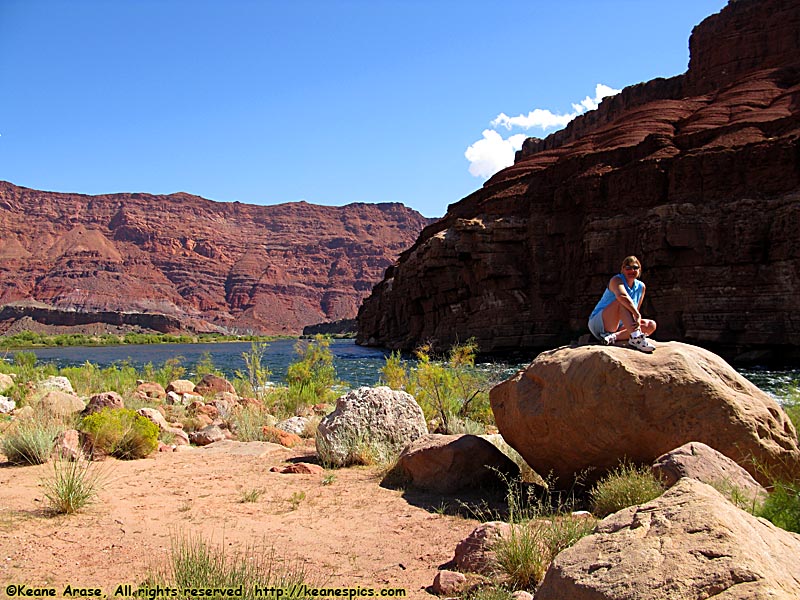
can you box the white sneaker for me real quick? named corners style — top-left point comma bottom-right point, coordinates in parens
top-left (600, 332), bottom-right (617, 345)
top-left (628, 334), bottom-right (655, 353)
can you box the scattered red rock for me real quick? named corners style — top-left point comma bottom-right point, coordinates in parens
top-left (135, 382), bottom-right (166, 401)
top-left (431, 570), bottom-right (467, 596)
top-left (261, 426), bottom-right (302, 448)
top-left (269, 463), bottom-right (324, 475)
top-left (194, 374), bottom-right (235, 396)
top-left (81, 391), bottom-right (124, 417)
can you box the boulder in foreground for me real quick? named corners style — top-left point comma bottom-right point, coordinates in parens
top-left (396, 433), bottom-right (519, 493)
top-left (316, 386), bottom-right (427, 467)
top-left (536, 478), bottom-right (800, 600)
top-left (490, 342), bottom-right (800, 488)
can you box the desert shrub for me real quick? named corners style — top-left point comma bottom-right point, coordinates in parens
top-left (399, 339), bottom-right (492, 433)
top-left (379, 351), bottom-right (407, 390)
top-left (193, 352), bottom-right (224, 379)
top-left (1, 416), bottom-right (63, 465)
top-left (41, 456), bottom-right (104, 514)
top-left (234, 342), bottom-right (272, 400)
top-left (142, 357), bottom-right (187, 389)
top-left (758, 481), bottom-right (800, 533)
top-left (779, 382), bottom-right (800, 437)
top-left (590, 462), bottom-right (665, 518)
top-left (229, 404), bottom-right (275, 442)
top-left (278, 336), bottom-right (339, 414)
top-left (148, 534), bottom-right (308, 597)
top-left (80, 407), bottom-right (159, 459)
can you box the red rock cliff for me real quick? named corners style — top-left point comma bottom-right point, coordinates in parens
top-left (357, 0), bottom-right (800, 362)
top-left (0, 182), bottom-right (430, 334)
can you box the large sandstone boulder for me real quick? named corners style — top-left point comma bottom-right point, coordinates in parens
top-left (396, 434), bottom-right (519, 493)
top-left (490, 342), bottom-right (800, 487)
top-left (536, 478), bottom-right (800, 599)
top-left (316, 386), bottom-right (427, 467)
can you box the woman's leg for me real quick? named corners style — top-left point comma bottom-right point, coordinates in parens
top-left (601, 300), bottom-right (639, 341)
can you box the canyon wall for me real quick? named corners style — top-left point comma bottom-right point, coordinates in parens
top-left (357, 0), bottom-right (800, 363)
top-left (0, 182), bottom-right (430, 335)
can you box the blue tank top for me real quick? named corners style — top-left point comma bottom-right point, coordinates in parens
top-left (590, 274), bottom-right (644, 318)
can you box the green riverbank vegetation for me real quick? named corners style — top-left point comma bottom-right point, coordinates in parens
top-left (0, 330), bottom-right (286, 349)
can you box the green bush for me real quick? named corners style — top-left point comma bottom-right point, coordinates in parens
top-left (758, 481), bottom-right (800, 533)
top-left (388, 339), bottom-right (491, 433)
top-left (590, 462), bottom-right (665, 518)
top-left (80, 408), bottom-right (159, 459)
top-left (1, 416), bottom-right (63, 465)
top-left (779, 383), bottom-right (800, 437)
top-left (234, 342), bottom-right (272, 400)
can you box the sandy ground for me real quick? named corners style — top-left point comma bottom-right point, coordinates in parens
top-left (0, 441), bottom-right (483, 600)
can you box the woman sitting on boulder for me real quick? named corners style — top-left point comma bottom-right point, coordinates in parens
top-left (588, 255), bottom-right (656, 353)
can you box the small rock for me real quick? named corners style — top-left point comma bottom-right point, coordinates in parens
top-left (37, 376), bottom-right (74, 394)
top-left (166, 427), bottom-right (190, 446)
top-left (82, 391), bottom-right (125, 417)
top-left (261, 426), bottom-right (302, 448)
top-left (54, 429), bottom-right (83, 461)
top-left (454, 522), bottom-right (512, 575)
top-left (0, 395), bottom-right (15, 414)
top-left (136, 381), bottom-right (167, 401)
top-left (0, 373), bottom-right (14, 394)
top-left (37, 390), bottom-right (86, 417)
top-left (397, 434), bottom-right (519, 494)
top-left (652, 441), bottom-right (767, 505)
top-left (276, 416), bottom-right (310, 436)
top-left (189, 425), bottom-right (226, 446)
top-left (511, 592), bottom-right (533, 600)
top-left (137, 407), bottom-right (171, 430)
top-left (166, 379), bottom-right (196, 395)
top-left (194, 374), bottom-right (235, 396)
top-left (188, 402), bottom-right (219, 420)
top-left (432, 570), bottom-right (467, 596)
top-left (270, 463), bottom-right (325, 475)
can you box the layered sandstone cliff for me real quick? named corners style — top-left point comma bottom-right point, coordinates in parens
top-left (357, 0), bottom-right (800, 362)
top-left (0, 182), bottom-right (430, 334)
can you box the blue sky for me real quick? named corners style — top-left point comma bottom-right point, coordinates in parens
top-left (0, 1), bottom-right (727, 217)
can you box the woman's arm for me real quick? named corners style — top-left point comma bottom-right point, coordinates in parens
top-left (609, 277), bottom-right (641, 323)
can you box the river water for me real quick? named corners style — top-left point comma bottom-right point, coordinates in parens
top-left (10, 339), bottom-right (798, 401)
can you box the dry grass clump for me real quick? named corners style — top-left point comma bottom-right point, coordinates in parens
top-left (590, 462), bottom-right (665, 518)
top-left (41, 456), bottom-right (105, 514)
top-left (148, 534), bottom-right (310, 598)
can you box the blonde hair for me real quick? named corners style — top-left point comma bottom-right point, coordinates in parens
top-left (621, 255), bottom-right (642, 275)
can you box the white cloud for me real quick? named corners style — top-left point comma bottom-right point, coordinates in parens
top-left (466, 83), bottom-right (621, 179)
top-left (464, 130), bottom-right (527, 179)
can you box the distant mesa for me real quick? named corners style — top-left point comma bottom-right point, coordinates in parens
top-left (357, 0), bottom-right (800, 364)
top-left (0, 181), bottom-right (432, 336)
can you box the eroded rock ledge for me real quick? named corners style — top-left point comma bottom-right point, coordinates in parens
top-left (357, 0), bottom-right (800, 363)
